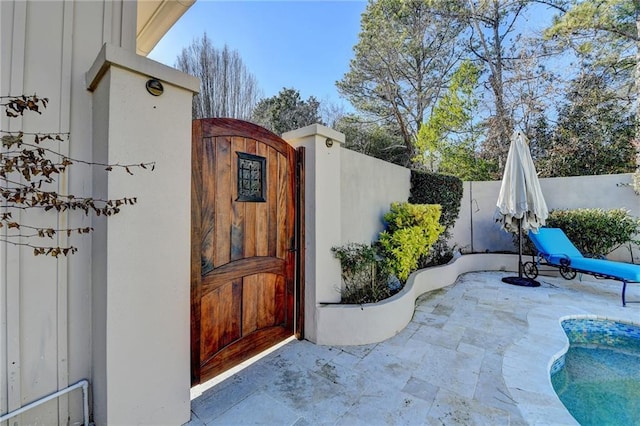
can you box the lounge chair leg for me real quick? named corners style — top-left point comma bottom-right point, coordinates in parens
top-left (622, 280), bottom-right (627, 307)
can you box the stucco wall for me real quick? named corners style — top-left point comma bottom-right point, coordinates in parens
top-left (336, 150), bottom-right (638, 263)
top-left (340, 148), bottom-right (411, 244)
top-left (294, 137), bottom-right (638, 347)
top-left (337, 152), bottom-right (638, 264)
top-left (283, 125), bottom-right (346, 341)
top-left (452, 173), bottom-right (639, 262)
top-left (87, 46), bottom-right (197, 425)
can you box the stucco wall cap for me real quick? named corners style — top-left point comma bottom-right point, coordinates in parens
top-left (282, 124), bottom-right (345, 144)
top-left (86, 43), bottom-right (200, 94)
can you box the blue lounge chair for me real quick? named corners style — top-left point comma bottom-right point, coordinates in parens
top-left (526, 228), bottom-right (639, 306)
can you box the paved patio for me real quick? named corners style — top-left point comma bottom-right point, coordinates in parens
top-left (185, 271), bottom-right (640, 425)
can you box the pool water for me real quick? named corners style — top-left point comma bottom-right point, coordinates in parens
top-left (551, 319), bottom-right (640, 426)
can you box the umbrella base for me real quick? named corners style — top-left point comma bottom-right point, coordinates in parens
top-left (502, 276), bottom-right (540, 287)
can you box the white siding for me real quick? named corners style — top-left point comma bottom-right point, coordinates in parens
top-left (1, 1), bottom-right (138, 423)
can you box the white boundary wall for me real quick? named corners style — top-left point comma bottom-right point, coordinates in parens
top-left (338, 150), bottom-right (637, 264)
top-left (340, 148), bottom-right (411, 244)
top-left (451, 173), bottom-right (639, 262)
top-left (288, 129), bottom-right (638, 344)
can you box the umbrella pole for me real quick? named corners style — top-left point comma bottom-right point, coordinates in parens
top-left (518, 218), bottom-right (523, 278)
top-left (501, 217), bottom-right (540, 287)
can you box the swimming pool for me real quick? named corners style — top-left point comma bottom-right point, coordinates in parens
top-left (551, 318), bottom-right (640, 425)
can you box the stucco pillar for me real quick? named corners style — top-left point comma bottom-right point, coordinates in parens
top-left (86, 44), bottom-right (199, 425)
top-left (282, 124), bottom-right (344, 343)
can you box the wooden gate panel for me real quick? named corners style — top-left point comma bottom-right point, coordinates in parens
top-left (192, 118), bottom-right (301, 384)
top-left (230, 137), bottom-right (245, 262)
top-left (255, 143), bottom-right (269, 257)
top-left (200, 280), bottom-right (241, 362)
top-left (267, 147), bottom-right (278, 257)
top-left (277, 155), bottom-right (289, 258)
top-left (242, 274), bottom-right (259, 335)
top-left (213, 137), bottom-right (231, 269)
top-left (200, 138), bottom-right (215, 275)
top-left (274, 274), bottom-right (286, 326)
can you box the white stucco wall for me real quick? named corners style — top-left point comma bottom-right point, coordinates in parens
top-left (338, 153), bottom-right (638, 263)
top-left (283, 125), bottom-right (345, 342)
top-left (292, 135), bottom-right (638, 344)
top-left (340, 148), bottom-right (411, 244)
top-left (87, 44), bottom-right (197, 425)
top-left (452, 173), bottom-right (639, 262)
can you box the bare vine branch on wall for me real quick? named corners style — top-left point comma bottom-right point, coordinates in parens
top-left (1, 94), bottom-right (153, 256)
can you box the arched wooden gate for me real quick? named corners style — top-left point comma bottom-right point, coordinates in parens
top-left (191, 118), bottom-right (304, 385)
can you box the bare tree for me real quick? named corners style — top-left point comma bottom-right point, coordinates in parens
top-left (506, 39), bottom-right (560, 136)
top-left (176, 33), bottom-right (262, 119)
top-left (434, 0), bottom-right (557, 173)
top-left (463, 0), bottom-right (529, 170)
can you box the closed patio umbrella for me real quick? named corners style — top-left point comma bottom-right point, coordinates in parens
top-left (495, 130), bottom-right (548, 286)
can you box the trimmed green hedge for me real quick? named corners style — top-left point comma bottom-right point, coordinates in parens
top-left (544, 208), bottom-right (639, 257)
top-left (408, 171), bottom-right (463, 230)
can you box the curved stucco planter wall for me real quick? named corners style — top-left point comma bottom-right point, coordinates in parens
top-left (314, 253), bottom-right (519, 346)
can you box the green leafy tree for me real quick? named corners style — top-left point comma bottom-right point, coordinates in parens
top-left (414, 60), bottom-right (495, 179)
top-left (415, 61), bottom-right (478, 170)
top-left (527, 115), bottom-right (552, 163)
top-left (251, 88), bottom-right (323, 135)
top-left (337, 0), bottom-right (464, 163)
top-left (438, 142), bottom-right (499, 181)
top-left (545, 0), bottom-right (640, 167)
top-left (545, 0), bottom-right (637, 93)
top-left (536, 73), bottom-right (636, 177)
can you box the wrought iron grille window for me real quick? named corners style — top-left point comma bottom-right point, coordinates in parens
top-left (236, 152), bottom-right (266, 202)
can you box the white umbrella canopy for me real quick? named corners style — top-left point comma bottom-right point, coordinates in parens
top-left (495, 131), bottom-right (548, 233)
top-left (495, 131), bottom-right (548, 287)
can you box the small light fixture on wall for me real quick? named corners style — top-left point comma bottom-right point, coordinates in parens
top-left (325, 138), bottom-right (334, 148)
top-left (146, 78), bottom-right (164, 96)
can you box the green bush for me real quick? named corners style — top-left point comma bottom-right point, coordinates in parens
top-left (331, 243), bottom-right (395, 304)
top-left (379, 202), bottom-right (445, 281)
top-left (331, 243), bottom-right (378, 284)
top-left (408, 171), bottom-right (463, 230)
top-left (544, 208), bottom-right (639, 257)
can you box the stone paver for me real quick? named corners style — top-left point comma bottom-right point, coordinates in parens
top-left (186, 271), bottom-right (640, 425)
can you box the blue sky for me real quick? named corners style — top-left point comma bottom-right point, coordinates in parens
top-left (149, 1), bottom-right (367, 109)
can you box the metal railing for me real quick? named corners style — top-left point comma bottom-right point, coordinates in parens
top-left (0, 379), bottom-right (89, 425)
